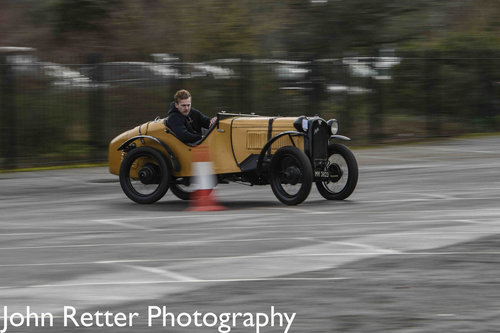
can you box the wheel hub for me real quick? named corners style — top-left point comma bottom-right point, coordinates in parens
top-left (283, 166), bottom-right (301, 185)
top-left (328, 164), bottom-right (343, 182)
top-left (139, 164), bottom-right (159, 184)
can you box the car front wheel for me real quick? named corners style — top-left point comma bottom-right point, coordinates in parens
top-left (270, 146), bottom-right (313, 205)
top-left (315, 143), bottom-right (358, 200)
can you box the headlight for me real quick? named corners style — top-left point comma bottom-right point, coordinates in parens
top-left (327, 119), bottom-right (338, 135)
top-left (293, 116), bottom-right (308, 132)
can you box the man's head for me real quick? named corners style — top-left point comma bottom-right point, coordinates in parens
top-left (174, 89), bottom-right (192, 116)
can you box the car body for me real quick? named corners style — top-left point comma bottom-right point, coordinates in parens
top-left (108, 112), bottom-right (358, 205)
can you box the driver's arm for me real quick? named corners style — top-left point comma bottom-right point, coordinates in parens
top-left (193, 108), bottom-right (214, 129)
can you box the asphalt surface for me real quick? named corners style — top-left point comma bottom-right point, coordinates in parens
top-left (1, 136), bottom-right (500, 333)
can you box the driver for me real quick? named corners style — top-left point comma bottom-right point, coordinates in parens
top-left (166, 89), bottom-right (217, 144)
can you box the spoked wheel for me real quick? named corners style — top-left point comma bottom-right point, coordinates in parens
top-left (270, 146), bottom-right (313, 205)
top-left (119, 146), bottom-right (169, 204)
top-left (170, 177), bottom-right (193, 200)
top-left (315, 143), bottom-right (358, 200)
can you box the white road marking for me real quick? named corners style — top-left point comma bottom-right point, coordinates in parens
top-left (91, 213), bottom-right (283, 224)
top-left (0, 231), bottom-right (204, 237)
top-left (428, 147), bottom-right (499, 154)
top-left (122, 264), bottom-right (196, 282)
top-left (0, 218), bottom-right (485, 238)
top-left (0, 277), bottom-right (348, 290)
top-left (318, 241), bottom-right (401, 254)
top-left (356, 197), bottom-right (500, 204)
top-left (2, 226), bottom-right (500, 251)
top-left (3, 250), bottom-right (500, 268)
top-left (93, 219), bottom-right (153, 230)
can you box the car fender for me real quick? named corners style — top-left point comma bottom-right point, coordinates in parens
top-left (118, 135), bottom-right (181, 172)
top-left (256, 131), bottom-right (306, 173)
top-left (330, 134), bottom-right (351, 141)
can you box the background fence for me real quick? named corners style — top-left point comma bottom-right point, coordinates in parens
top-left (1, 52), bottom-right (499, 169)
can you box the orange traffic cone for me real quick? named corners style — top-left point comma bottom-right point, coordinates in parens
top-left (187, 145), bottom-right (226, 211)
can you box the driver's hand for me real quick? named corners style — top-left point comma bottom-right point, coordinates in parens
top-left (209, 116), bottom-right (217, 126)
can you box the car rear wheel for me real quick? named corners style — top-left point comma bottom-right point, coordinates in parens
top-left (270, 146), bottom-right (313, 205)
top-left (170, 177), bottom-right (193, 200)
top-left (315, 143), bottom-right (358, 200)
top-left (119, 146), bottom-right (169, 204)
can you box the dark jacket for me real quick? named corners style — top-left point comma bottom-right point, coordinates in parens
top-left (166, 102), bottom-right (211, 143)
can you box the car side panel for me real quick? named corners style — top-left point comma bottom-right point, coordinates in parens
top-left (230, 117), bottom-right (305, 167)
top-left (108, 116), bottom-right (305, 178)
top-left (208, 120), bottom-right (241, 175)
top-left (230, 117), bottom-right (269, 166)
top-left (146, 120), bottom-right (240, 177)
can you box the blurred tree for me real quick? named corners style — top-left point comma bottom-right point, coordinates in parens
top-left (277, 0), bottom-right (441, 58)
top-left (1, 0), bottom-right (498, 61)
top-left (50, 0), bottom-right (117, 35)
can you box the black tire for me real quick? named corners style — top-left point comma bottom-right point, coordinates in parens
top-left (119, 146), bottom-right (169, 204)
top-left (315, 143), bottom-right (358, 200)
top-left (169, 177), bottom-right (193, 200)
top-left (270, 146), bottom-right (313, 205)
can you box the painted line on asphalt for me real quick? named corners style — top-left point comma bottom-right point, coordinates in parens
top-left (91, 214), bottom-right (286, 231)
top-left (91, 213), bottom-right (283, 224)
top-left (91, 207), bottom-right (500, 223)
top-left (4, 206), bottom-right (499, 232)
top-left (0, 241), bottom-right (387, 292)
top-left (317, 240), bottom-right (401, 254)
top-left (3, 222), bottom-right (500, 311)
top-left (3, 228), bottom-right (500, 251)
top-left (0, 252), bottom-right (402, 268)
top-left (4, 249), bottom-right (500, 269)
top-left (0, 277), bottom-right (348, 290)
top-left (0, 237), bottom-right (312, 250)
top-left (3, 250), bottom-right (500, 268)
top-left (310, 208), bottom-right (500, 214)
top-left (121, 264), bottom-right (196, 282)
top-left (92, 219), bottom-right (152, 230)
top-left (0, 194), bottom-right (123, 209)
top-left (0, 218), bottom-right (486, 238)
top-left (427, 146), bottom-right (500, 154)
top-left (155, 217), bottom-right (475, 229)
top-left (354, 197), bottom-right (500, 204)
top-left (86, 218), bottom-right (479, 233)
top-left (0, 231), bottom-right (204, 237)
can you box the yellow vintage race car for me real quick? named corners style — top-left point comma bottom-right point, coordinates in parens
top-left (108, 112), bottom-right (358, 205)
